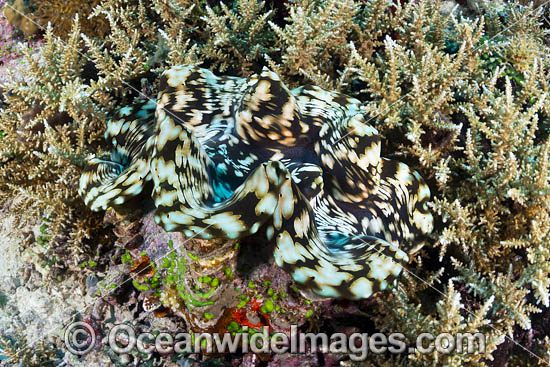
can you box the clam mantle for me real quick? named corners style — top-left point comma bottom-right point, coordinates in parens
top-left (79, 65), bottom-right (433, 300)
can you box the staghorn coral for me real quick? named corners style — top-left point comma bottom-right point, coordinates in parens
top-left (200, 0), bottom-right (277, 76)
top-left (0, 0), bottom-right (206, 277)
top-left (268, 0), bottom-right (359, 89)
top-left (0, 332), bottom-right (58, 366)
top-left (0, 20), bottom-right (110, 277)
top-left (79, 65), bottom-right (433, 300)
top-left (343, 1), bottom-right (550, 365)
top-left (0, 0), bottom-right (229, 282)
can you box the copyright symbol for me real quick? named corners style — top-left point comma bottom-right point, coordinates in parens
top-left (64, 321), bottom-right (96, 355)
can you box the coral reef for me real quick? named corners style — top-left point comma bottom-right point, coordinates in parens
top-left (79, 65), bottom-right (433, 300)
top-left (123, 212), bottom-right (314, 334)
top-left (2, 0), bottom-right (38, 35)
top-left (3, 0), bottom-right (109, 37)
top-left (32, 0), bottom-right (108, 37)
top-left (0, 334), bottom-right (57, 366)
top-left (1, 0), bottom-right (550, 366)
top-left (0, 0), bottom-right (39, 69)
top-left (0, 20), bottom-right (112, 279)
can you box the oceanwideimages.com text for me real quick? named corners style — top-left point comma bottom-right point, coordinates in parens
top-left (65, 322), bottom-right (487, 360)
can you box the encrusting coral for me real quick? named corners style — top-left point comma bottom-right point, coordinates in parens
top-left (79, 65), bottom-right (433, 300)
top-left (2, 0), bottom-right (38, 35)
top-left (3, 0), bottom-right (108, 37)
top-left (33, 0), bottom-right (109, 37)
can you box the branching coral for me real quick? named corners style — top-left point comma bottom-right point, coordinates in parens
top-left (345, 1), bottom-right (550, 364)
top-left (268, 0), bottom-right (359, 89)
top-left (2, 0), bottom-right (550, 364)
top-left (0, 20), bottom-right (108, 275)
top-left (0, 0), bottom-right (278, 278)
top-left (201, 0), bottom-right (277, 76)
top-left (0, 333), bottom-right (58, 366)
